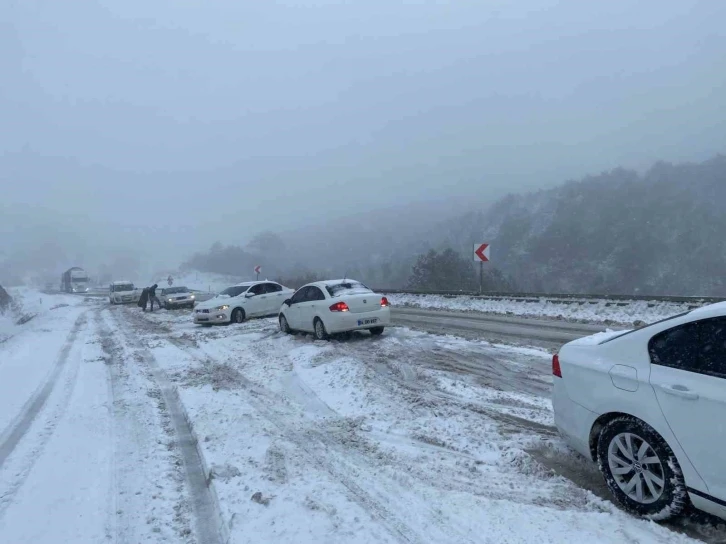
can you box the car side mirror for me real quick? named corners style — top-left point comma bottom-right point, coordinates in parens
top-left (283, 299), bottom-right (292, 306)
top-left (245, 292), bottom-right (255, 298)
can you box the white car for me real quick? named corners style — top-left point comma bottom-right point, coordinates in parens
top-left (109, 281), bottom-right (140, 304)
top-left (553, 302), bottom-right (726, 522)
top-left (193, 281), bottom-right (293, 325)
top-left (159, 286), bottom-right (196, 309)
top-left (278, 279), bottom-right (391, 340)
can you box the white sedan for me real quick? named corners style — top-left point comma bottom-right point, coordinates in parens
top-left (278, 279), bottom-right (391, 340)
top-left (159, 286), bottom-right (196, 309)
top-left (553, 302), bottom-right (726, 522)
top-left (193, 281), bottom-right (293, 325)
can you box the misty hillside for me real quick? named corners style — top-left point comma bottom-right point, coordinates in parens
top-left (220, 155), bottom-right (725, 296)
top-left (184, 156), bottom-right (726, 296)
top-left (430, 156), bottom-right (726, 296)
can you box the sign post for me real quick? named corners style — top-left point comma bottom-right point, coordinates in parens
top-left (473, 243), bottom-right (490, 294)
top-left (254, 265), bottom-right (261, 281)
top-left (167, 275), bottom-right (173, 286)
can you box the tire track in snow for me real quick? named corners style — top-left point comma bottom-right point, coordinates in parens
top-left (104, 308), bottom-right (226, 544)
top-left (0, 313), bottom-right (87, 517)
top-left (0, 313), bottom-right (87, 469)
top-left (123, 310), bottom-right (432, 544)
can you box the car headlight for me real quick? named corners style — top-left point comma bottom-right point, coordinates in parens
top-left (190, 295), bottom-right (195, 299)
top-left (168, 298), bottom-right (173, 302)
top-left (216, 305), bottom-right (229, 310)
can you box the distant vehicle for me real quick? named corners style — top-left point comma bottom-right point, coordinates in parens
top-left (159, 286), bottom-right (195, 309)
top-left (61, 267), bottom-right (89, 293)
top-left (193, 281), bottom-right (294, 325)
top-left (278, 279), bottom-right (391, 340)
top-left (109, 281), bottom-right (139, 304)
top-left (553, 303), bottom-right (726, 523)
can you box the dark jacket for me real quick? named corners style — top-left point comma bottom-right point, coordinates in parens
top-left (138, 288), bottom-right (149, 307)
top-left (149, 284), bottom-right (158, 297)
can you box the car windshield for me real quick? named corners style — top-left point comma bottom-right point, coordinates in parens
top-left (598, 311), bottom-right (692, 344)
top-left (113, 284), bottom-right (134, 292)
top-left (218, 285), bottom-right (249, 298)
top-left (325, 281), bottom-right (372, 297)
top-left (162, 287), bottom-right (188, 295)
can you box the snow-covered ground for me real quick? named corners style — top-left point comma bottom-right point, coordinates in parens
top-left (1, 293), bottom-right (723, 543)
top-left (387, 293), bottom-right (699, 325)
top-left (0, 287), bottom-right (80, 344)
top-left (107, 305), bottom-right (719, 543)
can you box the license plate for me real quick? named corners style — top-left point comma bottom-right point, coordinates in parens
top-left (357, 318), bottom-right (378, 326)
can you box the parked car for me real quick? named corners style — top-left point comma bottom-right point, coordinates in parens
top-left (278, 279), bottom-right (391, 340)
top-left (553, 302), bottom-right (726, 522)
top-left (109, 281), bottom-right (140, 304)
top-left (159, 286), bottom-right (195, 309)
top-left (193, 281), bottom-right (293, 325)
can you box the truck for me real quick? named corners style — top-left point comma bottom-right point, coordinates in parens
top-left (60, 267), bottom-right (90, 293)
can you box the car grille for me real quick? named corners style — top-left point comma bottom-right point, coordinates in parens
top-left (175, 296), bottom-right (186, 300)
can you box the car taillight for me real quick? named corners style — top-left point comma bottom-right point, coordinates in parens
top-left (552, 354), bottom-right (562, 378)
top-left (380, 297), bottom-right (389, 307)
top-left (329, 302), bottom-right (349, 312)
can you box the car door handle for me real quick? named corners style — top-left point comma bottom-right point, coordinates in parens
top-left (657, 384), bottom-right (699, 400)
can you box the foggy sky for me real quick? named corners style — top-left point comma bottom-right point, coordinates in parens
top-left (2, 0), bottom-right (725, 275)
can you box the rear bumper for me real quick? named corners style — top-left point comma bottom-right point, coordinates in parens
top-left (325, 308), bottom-right (391, 333)
top-left (553, 378), bottom-right (598, 460)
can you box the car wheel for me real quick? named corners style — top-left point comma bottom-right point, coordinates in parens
top-left (231, 308), bottom-right (246, 324)
top-left (597, 416), bottom-right (687, 520)
top-left (279, 314), bottom-right (292, 334)
top-left (370, 326), bottom-right (385, 336)
top-left (313, 318), bottom-right (328, 341)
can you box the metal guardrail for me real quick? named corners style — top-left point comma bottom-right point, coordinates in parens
top-left (375, 289), bottom-right (726, 305)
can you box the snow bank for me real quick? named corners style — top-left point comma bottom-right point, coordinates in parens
top-left (387, 293), bottom-right (695, 325)
top-left (0, 287), bottom-right (81, 344)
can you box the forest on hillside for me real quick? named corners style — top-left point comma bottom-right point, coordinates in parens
top-left (185, 155), bottom-right (726, 296)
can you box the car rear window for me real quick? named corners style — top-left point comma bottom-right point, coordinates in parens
top-left (325, 282), bottom-right (372, 297)
top-left (598, 311), bottom-right (691, 344)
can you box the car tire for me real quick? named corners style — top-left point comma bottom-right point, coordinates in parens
top-left (313, 318), bottom-right (328, 341)
top-left (279, 314), bottom-right (292, 334)
top-left (370, 326), bottom-right (385, 336)
top-left (597, 416), bottom-right (687, 520)
top-left (231, 308), bottom-right (246, 324)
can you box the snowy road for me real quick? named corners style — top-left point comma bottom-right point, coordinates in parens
top-left (0, 292), bottom-right (724, 543)
top-left (391, 307), bottom-right (611, 349)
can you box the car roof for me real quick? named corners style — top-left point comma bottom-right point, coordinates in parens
top-left (231, 281), bottom-right (276, 287)
top-left (685, 301), bottom-right (726, 319)
top-left (304, 279), bottom-right (363, 288)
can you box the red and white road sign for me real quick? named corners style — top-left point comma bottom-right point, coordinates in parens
top-left (473, 243), bottom-right (490, 262)
top-left (254, 265), bottom-right (261, 275)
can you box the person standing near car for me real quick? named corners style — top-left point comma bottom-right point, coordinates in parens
top-left (148, 283), bottom-right (162, 311)
top-left (138, 287), bottom-right (149, 311)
